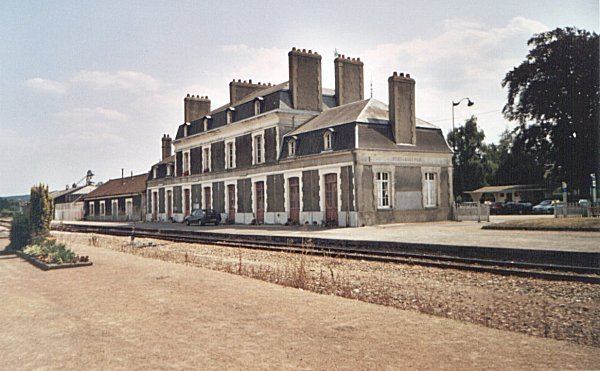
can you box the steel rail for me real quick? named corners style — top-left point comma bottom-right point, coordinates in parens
top-left (52, 223), bottom-right (600, 284)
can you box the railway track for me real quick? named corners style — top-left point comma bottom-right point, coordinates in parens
top-left (53, 223), bottom-right (600, 284)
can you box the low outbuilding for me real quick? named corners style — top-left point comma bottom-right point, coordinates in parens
top-left (83, 173), bottom-right (148, 221)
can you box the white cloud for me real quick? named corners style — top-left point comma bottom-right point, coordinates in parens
top-left (55, 107), bottom-right (129, 123)
top-left (24, 77), bottom-right (67, 94)
top-left (220, 44), bottom-right (289, 84)
top-left (358, 16), bottom-right (547, 140)
top-left (71, 70), bottom-right (161, 92)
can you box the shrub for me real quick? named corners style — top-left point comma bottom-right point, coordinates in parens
top-left (29, 183), bottom-right (52, 238)
top-left (8, 212), bottom-right (30, 250)
top-left (23, 238), bottom-right (78, 264)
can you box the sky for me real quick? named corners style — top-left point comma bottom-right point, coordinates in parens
top-left (0, 0), bottom-right (598, 196)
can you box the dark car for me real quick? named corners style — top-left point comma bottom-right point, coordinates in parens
top-left (489, 202), bottom-right (504, 215)
top-left (184, 209), bottom-right (222, 226)
top-left (504, 201), bottom-right (533, 215)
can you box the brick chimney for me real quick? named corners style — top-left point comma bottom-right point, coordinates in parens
top-left (334, 55), bottom-right (364, 106)
top-left (184, 95), bottom-right (211, 123)
top-left (388, 72), bottom-right (416, 145)
top-left (161, 134), bottom-right (172, 160)
top-left (288, 48), bottom-right (322, 111)
top-left (229, 79), bottom-right (270, 105)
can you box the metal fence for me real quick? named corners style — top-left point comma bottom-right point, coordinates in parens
top-left (453, 202), bottom-right (490, 222)
top-left (554, 202), bottom-right (600, 218)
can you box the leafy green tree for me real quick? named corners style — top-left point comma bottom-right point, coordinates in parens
top-left (489, 129), bottom-right (549, 186)
top-left (29, 184), bottom-right (53, 237)
top-left (447, 116), bottom-right (491, 198)
top-left (502, 27), bottom-right (599, 195)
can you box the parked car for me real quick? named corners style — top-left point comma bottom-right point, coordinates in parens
top-left (502, 201), bottom-right (533, 215)
top-left (184, 209), bottom-right (222, 226)
top-left (489, 202), bottom-right (504, 215)
top-left (532, 200), bottom-right (556, 214)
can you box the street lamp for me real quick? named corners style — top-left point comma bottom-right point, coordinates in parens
top-left (451, 98), bottom-right (474, 151)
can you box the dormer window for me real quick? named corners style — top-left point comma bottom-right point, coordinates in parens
top-left (203, 116), bottom-right (210, 131)
top-left (323, 130), bottom-right (333, 151)
top-left (183, 124), bottom-right (188, 137)
top-left (153, 167), bottom-right (157, 179)
top-left (254, 97), bottom-right (263, 115)
top-left (226, 108), bottom-right (235, 124)
top-left (288, 138), bottom-right (297, 157)
top-left (166, 164), bottom-right (171, 176)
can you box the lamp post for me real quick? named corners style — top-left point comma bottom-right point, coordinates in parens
top-left (451, 98), bottom-right (474, 152)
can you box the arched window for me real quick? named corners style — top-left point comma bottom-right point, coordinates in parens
top-left (323, 131), bottom-right (333, 151)
top-left (288, 138), bottom-right (296, 156)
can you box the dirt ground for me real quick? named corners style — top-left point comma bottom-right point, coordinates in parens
top-left (54, 232), bottom-right (600, 347)
top-left (1, 234), bottom-right (598, 369)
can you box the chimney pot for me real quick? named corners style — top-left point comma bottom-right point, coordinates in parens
top-left (388, 72), bottom-right (416, 145)
top-left (334, 52), bottom-right (364, 106)
top-left (406, 74), bottom-right (411, 78)
top-left (302, 48), bottom-right (306, 52)
top-left (292, 47), bottom-right (296, 51)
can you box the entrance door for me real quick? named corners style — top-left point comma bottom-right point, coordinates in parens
top-left (255, 181), bottom-right (264, 224)
top-left (227, 185), bottom-right (236, 223)
top-left (184, 189), bottom-right (190, 216)
top-left (204, 187), bottom-right (211, 210)
top-left (166, 191), bottom-right (173, 220)
top-left (152, 192), bottom-right (158, 221)
top-left (324, 173), bottom-right (338, 225)
top-left (288, 177), bottom-right (300, 224)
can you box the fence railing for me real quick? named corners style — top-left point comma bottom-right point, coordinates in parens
top-left (453, 202), bottom-right (490, 222)
top-left (554, 202), bottom-right (600, 218)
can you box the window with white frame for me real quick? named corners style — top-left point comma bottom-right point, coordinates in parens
top-left (424, 172), bottom-right (437, 207)
top-left (166, 164), bottom-right (171, 176)
top-left (153, 167), bottom-right (157, 179)
top-left (288, 138), bottom-right (296, 157)
top-left (183, 152), bottom-right (189, 175)
top-left (323, 131), bottom-right (333, 151)
top-left (203, 147), bottom-right (210, 172)
top-left (112, 199), bottom-right (118, 216)
top-left (99, 201), bottom-right (105, 216)
top-left (226, 110), bottom-right (233, 124)
top-left (89, 202), bottom-right (95, 216)
top-left (376, 172), bottom-right (391, 208)
top-left (254, 99), bottom-right (261, 115)
top-left (253, 134), bottom-right (264, 164)
top-left (203, 117), bottom-right (209, 131)
top-left (225, 140), bottom-right (235, 169)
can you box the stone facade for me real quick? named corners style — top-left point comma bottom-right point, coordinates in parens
top-left (146, 48), bottom-right (453, 226)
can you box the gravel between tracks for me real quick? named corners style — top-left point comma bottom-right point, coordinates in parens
top-left (54, 231), bottom-right (600, 347)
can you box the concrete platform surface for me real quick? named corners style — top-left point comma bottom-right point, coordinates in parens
top-left (56, 215), bottom-right (600, 253)
top-left (1, 245), bottom-right (598, 369)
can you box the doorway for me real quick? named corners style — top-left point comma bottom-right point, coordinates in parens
top-left (324, 173), bottom-right (338, 225)
top-left (255, 181), bottom-right (264, 224)
top-left (288, 177), bottom-right (300, 224)
top-left (227, 184), bottom-right (236, 223)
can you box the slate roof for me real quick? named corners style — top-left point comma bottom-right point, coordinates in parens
top-left (84, 173), bottom-right (148, 200)
top-left (153, 154), bottom-right (175, 167)
top-left (287, 98), bottom-right (439, 136)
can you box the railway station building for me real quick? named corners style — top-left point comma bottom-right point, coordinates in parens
top-left (146, 48), bottom-right (453, 226)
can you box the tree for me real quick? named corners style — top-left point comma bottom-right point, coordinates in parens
top-left (447, 116), bottom-right (491, 198)
top-left (502, 27), bottom-right (599, 195)
top-left (29, 184), bottom-right (53, 237)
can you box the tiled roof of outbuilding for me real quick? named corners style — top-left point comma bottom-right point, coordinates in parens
top-left (84, 173), bottom-right (148, 200)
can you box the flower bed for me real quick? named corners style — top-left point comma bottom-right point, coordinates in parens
top-left (17, 237), bottom-right (92, 270)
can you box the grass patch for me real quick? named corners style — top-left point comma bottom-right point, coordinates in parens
top-left (483, 218), bottom-right (600, 232)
